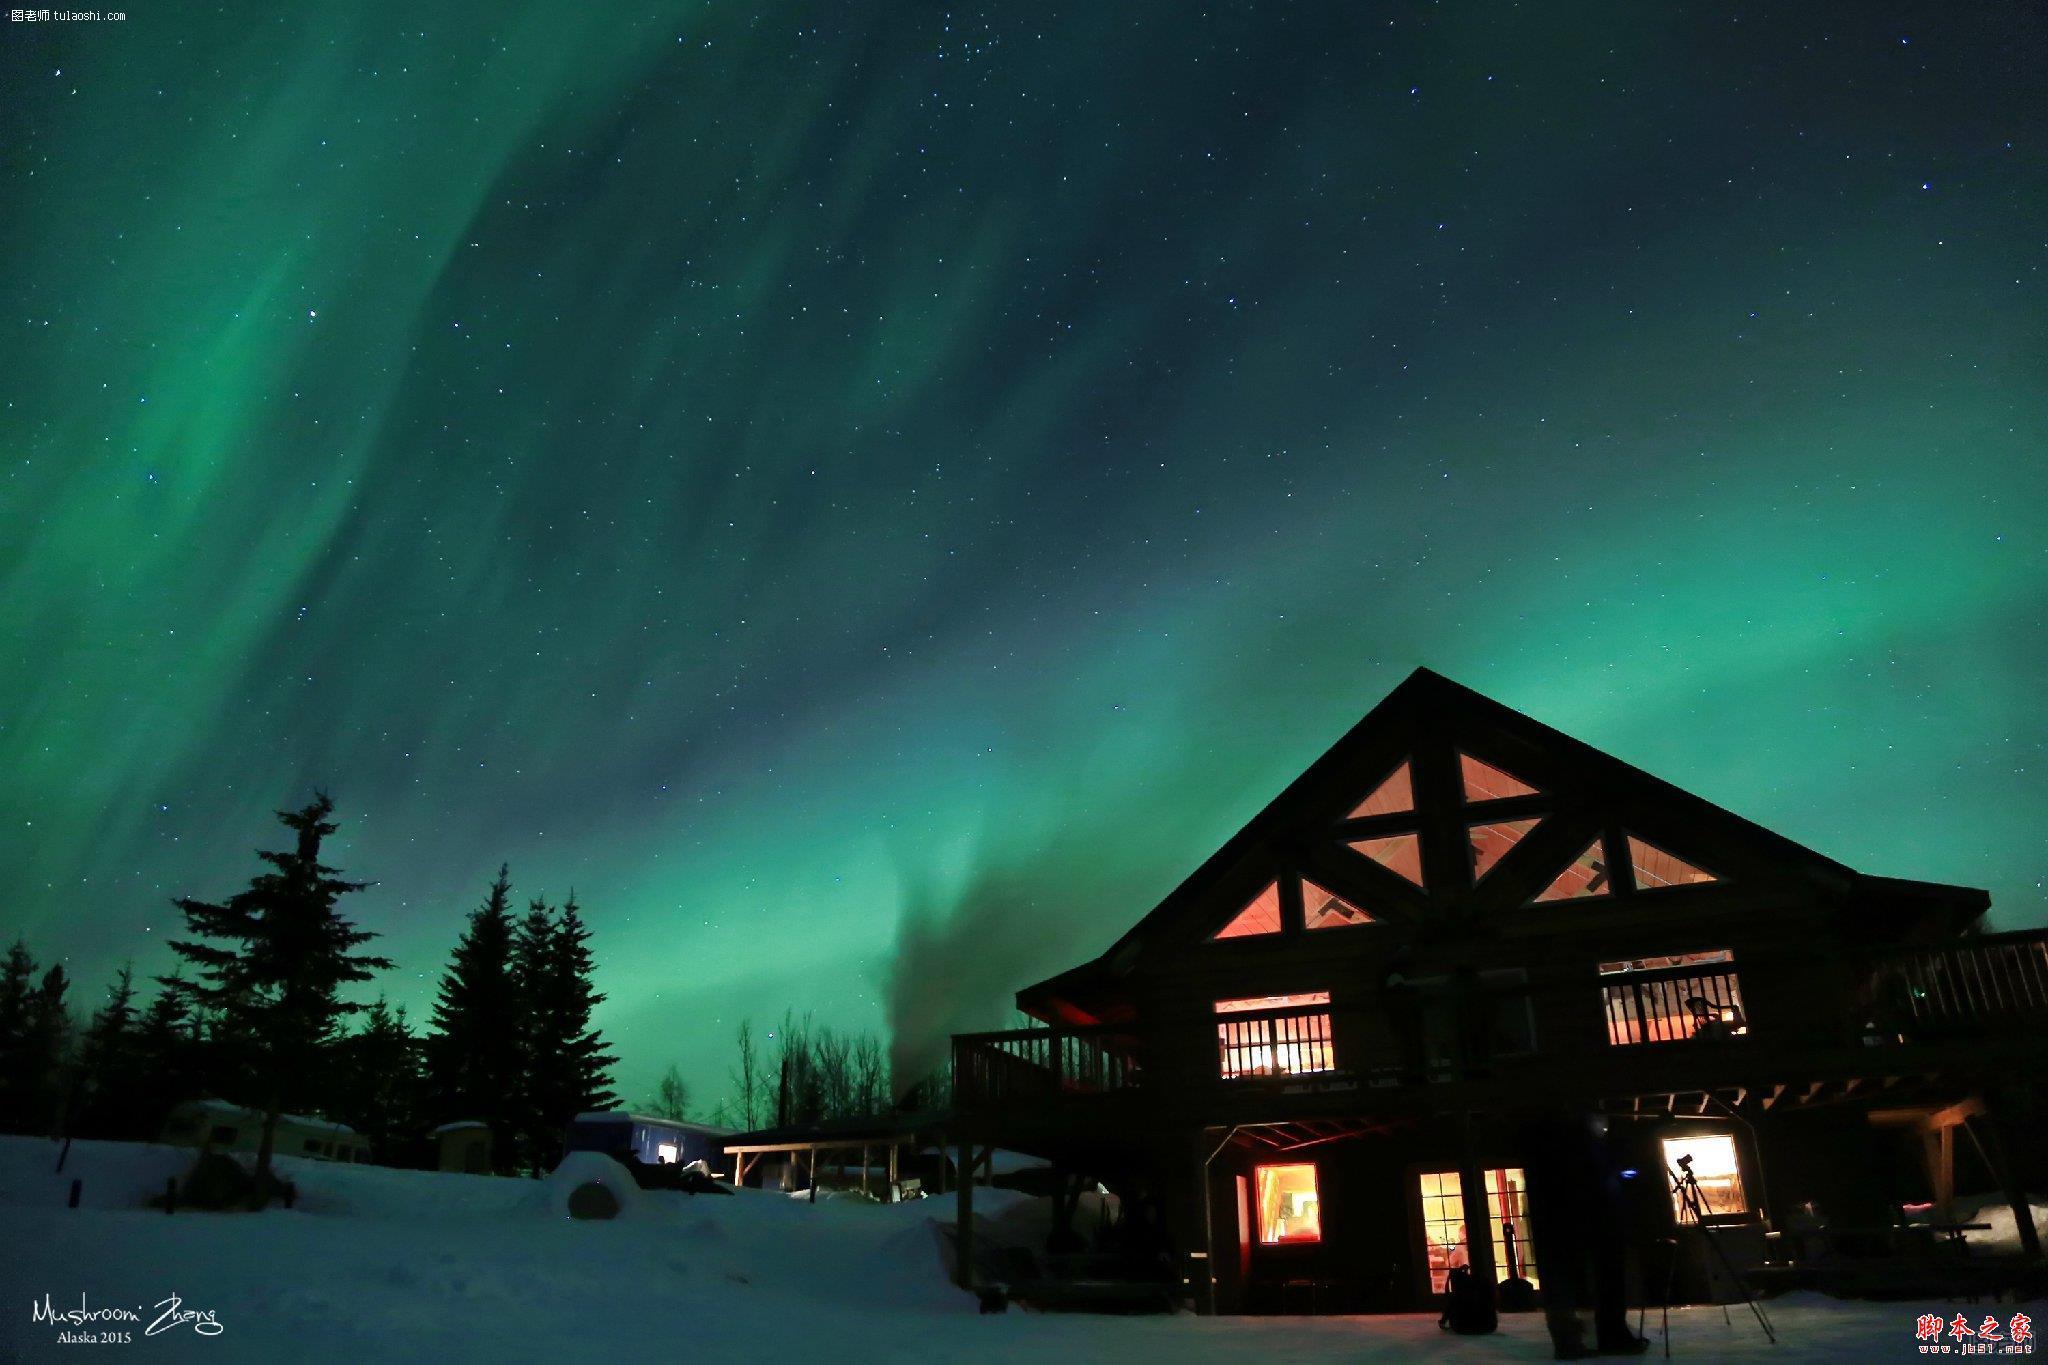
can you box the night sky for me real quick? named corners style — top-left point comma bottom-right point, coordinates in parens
top-left (2, 4), bottom-right (2042, 1109)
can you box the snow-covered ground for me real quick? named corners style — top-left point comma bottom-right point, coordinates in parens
top-left (0, 1136), bottom-right (2020, 1362)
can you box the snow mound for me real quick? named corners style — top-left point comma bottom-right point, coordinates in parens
top-left (524, 1152), bottom-right (647, 1221)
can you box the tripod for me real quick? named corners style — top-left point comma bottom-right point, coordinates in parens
top-left (1647, 1157), bottom-right (1776, 1357)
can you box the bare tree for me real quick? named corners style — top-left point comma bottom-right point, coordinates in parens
top-left (646, 1063), bottom-right (690, 1122)
top-left (728, 1019), bottom-right (763, 1129)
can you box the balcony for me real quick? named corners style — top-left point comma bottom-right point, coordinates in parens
top-left (951, 930), bottom-right (2048, 1121)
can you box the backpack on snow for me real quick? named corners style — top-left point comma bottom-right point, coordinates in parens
top-left (1439, 1265), bottom-right (1499, 1336)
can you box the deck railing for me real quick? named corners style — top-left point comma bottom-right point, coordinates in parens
top-left (953, 930), bottom-right (2048, 1113)
top-left (1857, 929), bottom-right (2048, 1039)
top-left (952, 1024), bottom-right (1141, 1108)
top-left (1601, 964), bottom-right (1747, 1047)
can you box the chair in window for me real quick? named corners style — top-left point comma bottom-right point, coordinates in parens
top-left (1684, 996), bottom-right (1744, 1040)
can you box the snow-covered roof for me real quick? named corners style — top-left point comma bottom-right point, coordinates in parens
top-left (571, 1110), bottom-right (730, 1136)
top-left (429, 1121), bottom-right (490, 1136)
top-left (172, 1098), bottom-right (363, 1136)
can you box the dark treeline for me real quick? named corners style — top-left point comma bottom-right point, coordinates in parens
top-left (0, 795), bottom-right (616, 1181)
top-left (705, 1011), bottom-right (948, 1132)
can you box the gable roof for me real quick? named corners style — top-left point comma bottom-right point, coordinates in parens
top-left (1018, 667), bottom-right (1987, 1021)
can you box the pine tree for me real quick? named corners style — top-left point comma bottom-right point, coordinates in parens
top-left (508, 896), bottom-right (557, 1173)
top-left (0, 939), bottom-right (38, 1134)
top-left (335, 997), bottom-right (424, 1166)
top-left (131, 978), bottom-right (204, 1138)
top-left (167, 794), bottom-right (391, 1194)
top-left (425, 866), bottom-right (522, 1173)
top-left (515, 894), bottom-right (617, 1170)
top-left (74, 966), bottom-right (142, 1139)
top-left (23, 963), bottom-right (72, 1136)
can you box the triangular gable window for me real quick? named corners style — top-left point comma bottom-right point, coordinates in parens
top-left (1348, 832), bottom-right (1424, 887)
top-left (1303, 879), bottom-right (1375, 930)
top-left (1461, 753), bottom-right (1539, 803)
top-left (1533, 839), bottom-right (1612, 903)
top-left (1627, 835), bottom-right (1718, 890)
top-left (1213, 881), bottom-right (1283, 939)
top-left (1469, 819), bottom-right (1540, 882)
top-left (1349, 761), bottom-right (1414, 819)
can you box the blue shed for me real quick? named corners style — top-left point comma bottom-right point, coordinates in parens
top-left (564, 1111), bottom-right (730, 1173)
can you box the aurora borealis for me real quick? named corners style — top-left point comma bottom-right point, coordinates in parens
top-left (1, 4), bottom-right (2042, 1109)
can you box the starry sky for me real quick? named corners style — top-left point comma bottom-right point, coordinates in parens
top-left (2, 3), bottom-right (2043, 1112)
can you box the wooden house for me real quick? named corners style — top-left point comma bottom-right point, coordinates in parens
top-left (948, 669), bottom-right (2047, 1312)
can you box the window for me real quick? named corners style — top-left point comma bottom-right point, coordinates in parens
top-left (1419, 1171), bottom-right (1468, 1294)
top-left (1421, 1169), bottom-right (1538, 1293)
top-left (1302, 879), bottom-right (1374, 929)
top-left (1461, 754), bottom-right (1539, 802)
top-left (1661, 1135), bottom-right (1747, 1218)
top-left (1468, 819), bottom-right (1539, 881)
top-left (1348, 832), bottom-right (1424, 886)
top-left (1627, 836), bottom-right (1717, 889)
top-left (1216, 992), bottom-right (1335, 1079)
top-left (656, 1142), bottom-right (679, 1164)
top-left (1601, 951), bottom-right (1746, 1045)
top-left (303, 1139), bottom-right (325, 1154)
top-left (1350, 761), bottom-right (1414, 818)
top-left (1255, 1163), bottom-right (1322, 1243)
top-left (1534, 838), bottom-right (1612, 902)
top-left (210, 1125), bottom-right (238, 1145)
top-left (1485, 1167), bottom-right (1539, 1289)
top-left (1212, 881), bottom-right (1282, 939)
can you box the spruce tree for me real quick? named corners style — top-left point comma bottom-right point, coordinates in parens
top-left (167, 794), bottom-right (391, 1194)
top-left (548, 895), bottom-right (617, 1118)
top-left (508, 896), bottom-right (557, 1172)
top-left (133, 979), bottom-right (201, 1137)
top-left (75, 965), bottom-right (141, 1139)
top-left (0, 939), bottom-right (38, 1134)
top-left (335, 997), bottom-right (424, 1166)
top-left (425, 866), bottom-right (521, 1173)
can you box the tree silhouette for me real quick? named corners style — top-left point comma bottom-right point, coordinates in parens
top-left (167, 794), bottom-right (391, 1195)
top-left (425, 866), bottom-right (522, 1172)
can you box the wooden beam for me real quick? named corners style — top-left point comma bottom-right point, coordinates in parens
top-left (955, 1141), bottom-right (975, 1288)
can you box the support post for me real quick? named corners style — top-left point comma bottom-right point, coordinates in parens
top-left (888, 1143), bottom-right (899, 1201)
top-left (861, 1145), bottom-right (870, 1199)
top-left (1968, 1107), bottom-right (2042, 1260)
top-left (809, 1147), bottom-right (818, 1204)
top-left (955, 1141), bottom-right (975, 1288)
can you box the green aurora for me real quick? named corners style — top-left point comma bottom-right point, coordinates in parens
top-left (1, 4), bottom-right (2043, 1107)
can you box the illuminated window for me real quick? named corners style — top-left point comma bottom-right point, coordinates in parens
top-left (1486, 1167), bottom-right (1539, 1289)
top-left (1533, 838), bottom-right (1612, 902)
top-left (656, 1143), bottom-right (679, 1164)
top-left (1661, 1135), bottom-right (1748, 1218)
top-left (1255, 1163), bottom-right (1322, 1243)
top-left (1601, 952), bottom-right (1746, 1045)
top-left (1302, 879), bottom-right (1374, 930)
top-left (1216, 992), bottom-right (1334, 1079)
top-left (1212, 881), bottom-right (1282, 939)
top-left (1461, 754), bottom-right (1539, 803)
top-left (1418, 1171), bottom-right (1468, 1294)
top-left (1627, 836), bottom-right (1718, 889)
top-left (1349, 761), bottom-right (1414, 818)
top-left (1468, 819), bottom-right (1539, 881)
top-left (1349, 832), bottom-right (1424, 886)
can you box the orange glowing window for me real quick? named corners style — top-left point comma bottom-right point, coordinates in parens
top-left (1349, 761), bottom-right (1414, 818)
top-left (1533, 838), bottom-right (1612, 902)
top-left (1627, 836), bottom-right (1718, 890)
top-left (1461, 754), bottom-right (1539, 803)
top-left (1419, 1171), bottom-right (1468, 1294)
top-left (1349, 831), bottom-right (1424, 886)
top-left (1215, 992), bottom-right (1334, 1079)
top-left (1255, 1163), bottom-right (1321, 1243)
top-left (1302, 879), bottom-right (1374, 930)
top-left (1212, 881), bottom-right (1282, 939)
top-left (1468, 819), bottom-right (1539, 881)
top-left (1661, 1135), bottom-right (1747, 1218)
